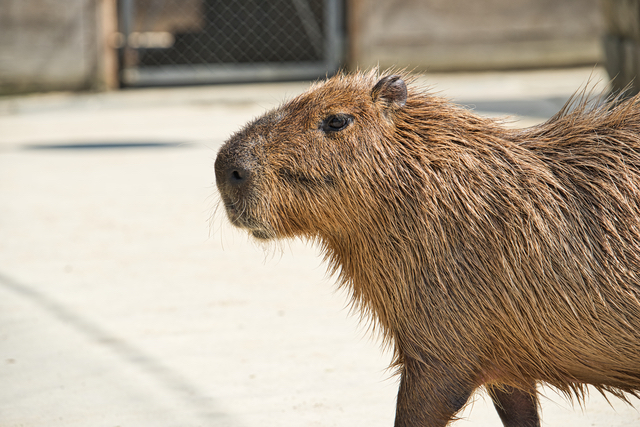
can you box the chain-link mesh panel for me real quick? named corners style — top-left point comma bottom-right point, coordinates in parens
top-left (119, 0), bottom-right (342, 86)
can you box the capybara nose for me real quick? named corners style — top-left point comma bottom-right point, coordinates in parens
top-left (214, 149), bottom-right (253, 191)
top-left (227, 166), bottom-right (249, 187)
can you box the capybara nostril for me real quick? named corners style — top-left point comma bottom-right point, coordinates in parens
top-left (227, 166), bottom-right (249, 186)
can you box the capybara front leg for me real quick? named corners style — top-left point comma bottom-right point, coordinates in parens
top-left (489, 383), bottom-right (540, 427)
top-left (394, 357), bottom-right (474, 427)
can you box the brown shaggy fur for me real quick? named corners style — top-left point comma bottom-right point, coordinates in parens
top-left (214, 70), bottom-right (640, 427)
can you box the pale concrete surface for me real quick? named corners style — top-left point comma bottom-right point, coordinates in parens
top-left (1, 67), bottom-right (639, 427)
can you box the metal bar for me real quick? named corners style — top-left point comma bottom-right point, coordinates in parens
top-left (291, 0), bottom-right (324, 58)
top-left (119, 0), bottom-right (134, 35)
top-left (118, 0), bottom-right (137, 70)
top-left (122, 62), bottom-right (331, 86)
top-left (324, 0), bottom-right (343, 71)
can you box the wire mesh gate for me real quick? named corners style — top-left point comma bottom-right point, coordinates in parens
top-left (118, 0), bottom-right (343, 86)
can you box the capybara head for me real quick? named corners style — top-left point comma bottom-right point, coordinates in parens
top-left (215, 72), bottom-right (413, 241)
top-left (215, 70), bottom-right (640, 427)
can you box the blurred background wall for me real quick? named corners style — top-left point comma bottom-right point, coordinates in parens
top-left (0, 0), bottom-right (608, 95)
top-left (350, 0), bottom-right (603, 71)
top-left (0, 0), bottom-right (117, 95)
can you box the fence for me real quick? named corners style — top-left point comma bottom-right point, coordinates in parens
top-left (118, 0), bottom-right (343, 86)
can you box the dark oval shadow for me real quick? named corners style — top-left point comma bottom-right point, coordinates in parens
top-left (24, 141), bottom-right (189, 150)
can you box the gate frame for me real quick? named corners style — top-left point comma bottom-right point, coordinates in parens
top-left (118, 0), bottom-right (343, 86)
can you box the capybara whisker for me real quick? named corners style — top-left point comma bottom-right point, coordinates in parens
top-left (214, 70), bottom-right (640, 427)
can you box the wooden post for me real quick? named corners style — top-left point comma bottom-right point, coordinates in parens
top-left (96, 0), bottom-right (119, 90)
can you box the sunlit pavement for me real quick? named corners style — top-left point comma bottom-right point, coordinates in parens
top-left (1, 67), bottom-right (639, 426)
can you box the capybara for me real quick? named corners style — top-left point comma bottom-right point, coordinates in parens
top-left (214, 70), bottom-right (640, 427)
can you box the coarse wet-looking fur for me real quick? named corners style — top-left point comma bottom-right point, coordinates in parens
top-left (214, 70), bottom-right (640, 427)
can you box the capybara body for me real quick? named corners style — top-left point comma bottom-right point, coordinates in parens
top-left (214, 70), bottom-right (640, 427)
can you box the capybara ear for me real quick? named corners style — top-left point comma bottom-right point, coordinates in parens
top-left (371, 75), bottom-right (407, 109)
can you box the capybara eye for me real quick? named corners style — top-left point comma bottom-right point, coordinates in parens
top-left (322, 114), bottom-right (354, 133)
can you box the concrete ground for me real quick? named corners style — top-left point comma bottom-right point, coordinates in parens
top-left (1, 67), bottom-right (639, 427)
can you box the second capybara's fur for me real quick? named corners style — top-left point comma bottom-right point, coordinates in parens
top-left (214, 70), bottom-right (640, 427)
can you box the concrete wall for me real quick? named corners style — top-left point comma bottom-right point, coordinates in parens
top-left (348, 0), bottom-right (604, 71)
top-left (0, 0), bottom-right (117, 95)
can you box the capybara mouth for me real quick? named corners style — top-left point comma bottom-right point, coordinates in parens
top-left (222, 202), bottom-right (250, 228)
top-left (222, 202), bottom-right (274, 240)
top-left (250, 229), bottom-right (275, 240)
